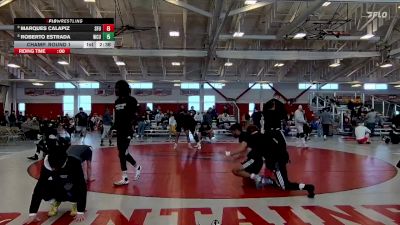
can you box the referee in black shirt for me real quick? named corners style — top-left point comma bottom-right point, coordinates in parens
top-left (113, 80), bottom-right (142, 186)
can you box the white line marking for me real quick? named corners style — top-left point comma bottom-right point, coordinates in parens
top-left (0, 219), bottom-right (12, 223)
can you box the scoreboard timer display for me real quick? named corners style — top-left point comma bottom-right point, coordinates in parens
top-left (13, 18), bottom-right (115, 55)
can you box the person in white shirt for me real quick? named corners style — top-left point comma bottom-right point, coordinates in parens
top-left (294, 105), bottom-right (307, 147)
top-left (168, 115), bottom-right (177, 139)
top-left (355, 122), bottom-right (371, 144)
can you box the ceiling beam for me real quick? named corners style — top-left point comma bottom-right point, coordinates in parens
top-left (112, 56), bottom-right (127, 80)
top-left (72, 49), bottom-right (381, 60)
top-left (276, 0), bottom-right (326, 38)
top-left (36, 55), bottom-right (72, 80)
top-left (219, 34), bottom-right (381, 41)
top-left (72, 49), bottom-right (207, 57)
top-left (162, 0), bottom-right (212, 17)
top-left (152, 0), bottom-right (167, 79)
top-left (216, 50), bottom-right (380, 60)
top-left (222, 2), bottom-right (271, 18)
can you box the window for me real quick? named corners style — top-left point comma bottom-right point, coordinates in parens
top-left (321, 83), bottom-right (339, 90)
top-left (249, 103), bottom-right (255, 115)
top-left (249, 83), bottom-right (273, 89)
top-left (298, 83), bottom-right (317, 90)
top-left (18, 103), bottom-right (25, 115)
top-left (63, 95), bottom-right (74, 116)
top-left (204, 83), bottom-right (225, 89)
top-left (204, 95), bottom-right (215, 111)
top-left (188, 96), bottom-right (200, 111)
top-left (55, 82), bottom-right (75, 89)
top-left (364, 83), bottom-right (388, 90)
top-left (78, 95), bottom-right (91, 113)
top-left (181, 83), bottom-right (200, 89)
top-left (146, 103), bottom-right (153, 111)
top-left (78, 82), bottom-right (99, 89)
top-left (129, 82), bottom-right (153, 89)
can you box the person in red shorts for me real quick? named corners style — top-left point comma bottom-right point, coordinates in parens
top-left (355, 122), bottom-right (371, 144)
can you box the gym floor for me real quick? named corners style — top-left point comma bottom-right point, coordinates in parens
top-left (0, 134), bottom-right (399, 225)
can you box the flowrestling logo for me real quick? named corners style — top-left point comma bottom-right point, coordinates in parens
top-left (367, 11), bottom-right (388, 19)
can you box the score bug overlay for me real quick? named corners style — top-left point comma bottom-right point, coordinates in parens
top-left (13, 18), bottom-right (115, 54)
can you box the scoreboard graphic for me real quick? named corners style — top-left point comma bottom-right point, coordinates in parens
top-left (13, 18), bottom-right (115, 54)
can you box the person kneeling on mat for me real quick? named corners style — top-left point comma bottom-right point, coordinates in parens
top-left (24, 149), bottom-right (87, 224)
top-left (226, 124), bottom-right (273, 188)
top-left (383, 125), bottom-right (400, 144)
top-left (67, 145), bottom-right (94, 183)
top-left (355, 122), bottom-right (371, 144)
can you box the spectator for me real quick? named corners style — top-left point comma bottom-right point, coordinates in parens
top-left (203, 109), bottom-right (213, 126)
top-left (74, 108), bottom-right (89, 142)
top-left (294, 105), bottom-right (307, 147)
top-left (101, 108), bottom-right (113, 146)
top-left (155, 111), bottom-right (164, 125)
top-left (9, 110), bottom-right (16, 127)
top-left (4, 110), bottom-right (10, 126)
top-left (21, 117), bottom-right (40, 140)
top-left (194, 112), bottom-right (203, 123)
top-left (168, 114), bottom-right (177, 139)
top-left (355, 122), bottom-right (371, 144)
top-left (189, 106), bottom-right (196, 116)
top-left (365, 108), bottom-right (377, 135)
top-left (210, 106), bottom-right (218, 120)
top-left (223, 105), bottom-right (229, 114)
top-left (251, 108), bottom-right (262, 129)
top-left (137, 113), bottom-right (147, 141)
top-left (320, 108), bottom-right (333, 140)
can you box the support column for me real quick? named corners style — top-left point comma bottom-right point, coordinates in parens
top-left (74, 89), bottom-right (79, 115)
top-left (362, 93), bottom-right (365, 104)
top-left (382, 101), bottom-right (385, 116)
top-left (200, 84), bottom-right (205, 113)
top-left (12, 82), bottom-right (17, 112)
top-left (372, 96), bottom-right (375, 109)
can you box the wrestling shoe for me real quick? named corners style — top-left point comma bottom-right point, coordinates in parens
top-left (304, 184), bottom-right (315, 198)
top-left (48, 201), bottom-right (61, 217)
top-left (195, 143), bottom-right (201, 150)
top-left (109, 140), bottom-right (114, 146)
top-left (134, 165), bottom-right (142, 181)
top-left (27, 154), bottom-right (38, 160)
top-left (255, 176), bottom-right (264, 189)
top-left (113, 177), bottom-right (129, 186)
top-left (187, 143), bottom-right (193, 149)
top-left (70, 203), bottom-right (77, 216)
top-left (173, 143), bottom-right (178, 150)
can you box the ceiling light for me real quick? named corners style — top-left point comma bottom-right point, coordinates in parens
top-left (233, 32), bottom-right (244, 37)
top-left (274, 63), bottom-right (284, 67)
top-left (169, 31), bottom-right (180, 37)
top-left (351, 84), bottom-right (362, 87)
top-left (360, 34), bottom-right (374, 40)
top-left (83, 0), bottom-right (96, 2)
top-left (171, 62), bottom-right (181, 66)
top-left (115, 61), bottom-right (126, 66)
top-left (57, 60), bottom-right (69, 65)
top-left (7, 63), bottom-right (20, 68)
top-left (380, 63), bottom-right (393, 68)
top-left (32, 82), bottom-right (44, 86)
top-left (0, 0), bottom-right (15, 7)
top-left (329, 62), bottom-right (341, 67)
top-left (293, 32), bottom-right (306, 39)
top-left (322, 2), bottom-right (331, 7)
top-left (244, 0), bottom-right (257, 5)
top-left (174, 83), bottom-right (181, 87)
top-left (224, 62), bottom-right (233, 67)
top-left (394, 85), bottom-right (400, 88)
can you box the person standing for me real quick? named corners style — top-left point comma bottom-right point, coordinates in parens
top-left (251, 108), bottom-right (262, 129)
top-left (101, 108), bottom-right (113, 146)
top-left (113, 80), bottom-right (142, 186)
top-left (294, 105), bottom-right (307, 147)
top-left (320, 108), bottom-right (332, 140)
top-left (365, 108), bottom-right (377, 136)
top-left (74, 108), bottom-right (88, 143)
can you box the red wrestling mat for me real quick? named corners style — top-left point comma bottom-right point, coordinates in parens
top-left (28, 143), bottom-right (397, 199)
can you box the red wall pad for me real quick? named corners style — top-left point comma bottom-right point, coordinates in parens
top-left (26, 103), bottom-right (62, 119)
